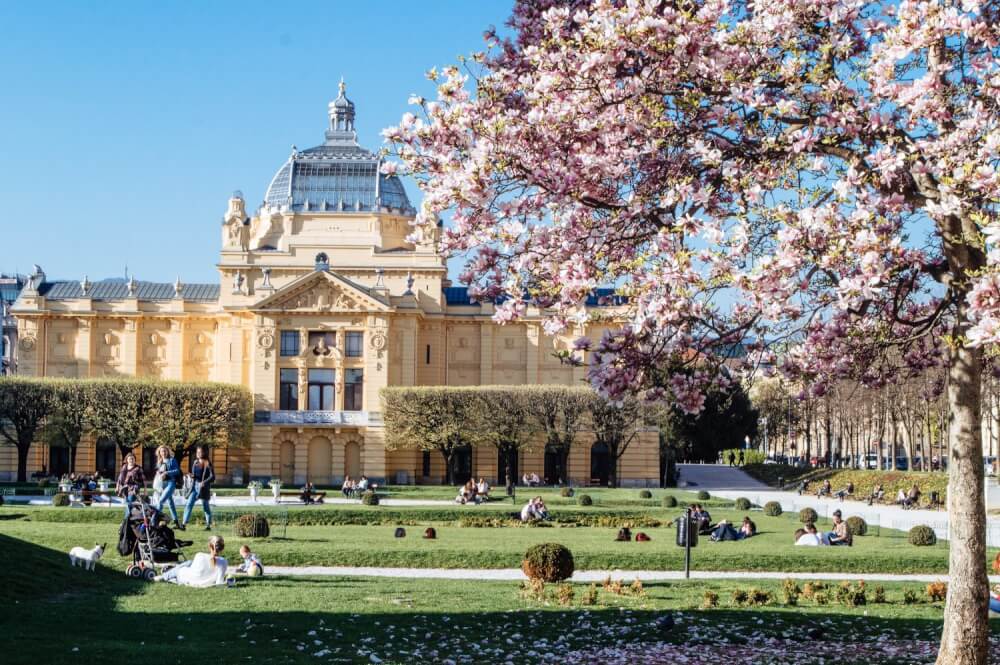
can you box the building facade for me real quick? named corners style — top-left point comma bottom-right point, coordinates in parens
top-left (1, 274), bottom-right (26, 375)
top-left (8, 84), bottom-right (658, 485)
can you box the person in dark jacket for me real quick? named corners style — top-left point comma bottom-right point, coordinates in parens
top-left (116, 452), bottom-right (146, 517)
top-left (153, 445), bottom-right (183, 529)
top-left (181, 446), bottom-right (215, 531)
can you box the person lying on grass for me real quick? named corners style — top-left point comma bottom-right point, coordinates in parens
top-left (710, 516), bottom-right (756, 542)
top-left (155, 535), bottom-right (227, 587)
top-left (795, 524), bottom-right (823, 546)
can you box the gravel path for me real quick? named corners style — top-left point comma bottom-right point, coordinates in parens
top-left (266, 565), bottom-right (1000, 584)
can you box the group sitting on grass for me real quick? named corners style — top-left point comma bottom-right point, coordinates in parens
top-left (794, 509), bottom-right (852, 546)
top-left (521, 472), bottom-right (541, 487)
top-left (520, 496), bottom-right (550, 521)
top-left (710, 516), bottom-right (756, 541)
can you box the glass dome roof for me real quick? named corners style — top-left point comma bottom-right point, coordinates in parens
top-left (262, 81), bottom-right (414, 215)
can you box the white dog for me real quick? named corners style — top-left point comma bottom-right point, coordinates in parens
top-left (68, 543), bottom-right (107, 571)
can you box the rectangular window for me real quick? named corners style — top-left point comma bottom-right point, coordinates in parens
top-left (345, 331), bottom-right (363, 358)
top-left (307, 368), bottom-right (336, 410)
top-left (343, 368), bottom-right (363, 411)
top-left (425, 344), bottom-right (431, 364)
top-left (279, 368), bottom-right (298, 410)
top-left (280, 331), bottom-right (299, 357)
top-left (421, 450), bottom-right (431, 477)
top-left (308, 331), bottom-right (336, 351)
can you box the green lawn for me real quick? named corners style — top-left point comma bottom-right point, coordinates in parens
top-left (3, 531), bottom-right (999, 665)
top-left (4, 505), bottom-right (995, 574)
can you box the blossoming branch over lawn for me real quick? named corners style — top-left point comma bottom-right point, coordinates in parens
top-left (385, 2), bottom-right (1000, 662)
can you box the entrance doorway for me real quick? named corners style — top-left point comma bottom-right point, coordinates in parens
top-left (307, 437), bottom-right (332, 485)
top-left (590, 442), bottom-right (610, 486)
top-left (497, 448), bottom-right (519, 487)
top-left (95, 439), bottom-right (117, 478)
top-left (48, 446), bottom-right (70, 477)
top-left (345, 441), bottom-right (362, 479)
top-left (450, 446), bottom-right (472, 484)
top-left (280, 441), bottom-right (295, 484)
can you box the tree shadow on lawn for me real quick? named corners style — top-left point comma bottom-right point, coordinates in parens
top-left (0, 512), bottom-right (27, 520)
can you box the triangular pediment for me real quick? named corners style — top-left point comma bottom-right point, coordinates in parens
top-left (252, 270), bottom-right (391, 313)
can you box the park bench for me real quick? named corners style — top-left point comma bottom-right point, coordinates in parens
top-left (275, 489), bottom-right (327, 504)
top-left (0, 487), bottom-right (14, 497)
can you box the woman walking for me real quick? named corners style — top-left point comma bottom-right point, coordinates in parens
top-left (153, 445), bottom-right (183, 529)
top-left (181, 446), bottom-right (215, 531)
top-left (115, 452), bottom-right (145, 517)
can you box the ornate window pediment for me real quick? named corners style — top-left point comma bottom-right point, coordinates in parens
top-left (251, 270), bottom-right (391, 313)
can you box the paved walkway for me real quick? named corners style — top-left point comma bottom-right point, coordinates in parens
top-left (266, 564), bottom-right (1000, 584)
top-left (678, 464), bottom-right (1000, 547)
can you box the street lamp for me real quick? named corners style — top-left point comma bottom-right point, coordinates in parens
top-left (761, 417), bottom-right (768, 456)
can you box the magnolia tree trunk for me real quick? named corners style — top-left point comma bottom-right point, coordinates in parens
top-left (16, 442), bottom-right (30, 482)
top-left (937, 340), bottom-right (988, 665)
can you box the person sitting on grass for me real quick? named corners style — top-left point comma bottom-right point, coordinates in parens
top-left (867, 483), bottom-right (885, 505)
top-left (533, 496), bottom-right (550, 520)
top-left (795, 523), bottom-right (823, 546)
top-left (476, 477), bottom-right (490, 499)
top-left (907, 484), bottom-right (922, 508)
top-left (816, 479), bottom-right (832, 498)
top-left (796, 479), bottom-right (810, 496)
top-left (991, 585), bottom-right (1000, 615)
top-left (235, 544), bottom-right (263, 577)
top-left (155, 535), bottom-right (228, 587)
top-left (455, 480), bottom-right (476, 505)
top-left (823, 510), bottom-right (852, 546)
top-left (530, 472), bottom-right (541, 487)
top-left (521, 472), bottom-right (531, 486)
top-left (690, 504), bottom-right (714, 535)
top-left (341, 476), bottom-right (355, 498)
top-left (834, 482), bottom-right (854, 502)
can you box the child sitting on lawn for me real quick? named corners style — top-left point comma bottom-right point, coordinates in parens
top-left (236, 544), bottom-right (263, 577)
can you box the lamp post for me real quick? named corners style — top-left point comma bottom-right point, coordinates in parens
top-left (761, 417), bottom-right (768, 457)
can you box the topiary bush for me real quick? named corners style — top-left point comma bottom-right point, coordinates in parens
top-left (560, 487), bottom-right (574, 498)
top-left (908, 525), bottom-right (937, 546)
top-left (577, 494), bottom-right (593, 506)
top-left (521, 543), bottom-right (575, 583)
top-left (661, 495), bottom-right (678, 508)
top-left (763, 501), bottom-right (782, 516)
top-left (846, 516), bottom-right (867, 537)
top-left (51, 492), bottom-right (69, 507)
top-left (799, 507), bottom-right (818, 524)
top-left (697, 490), bottom-right (711, 500)
top-left (234, 513), bottom-right (270, 538)
top-left (734, 497), bottom-right (752, 511)
top-left (361, 491), bottom-right (380, 506)
top-left (638, 489), bottom-right (653, 499)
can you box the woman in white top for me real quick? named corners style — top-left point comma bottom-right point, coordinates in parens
top-left (156, 535), bottom-right (228, 587)
top-left (795, 525), bottom-right (823, 546)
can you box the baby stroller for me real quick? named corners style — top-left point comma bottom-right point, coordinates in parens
top-left (118, 497), bottom-right (192, 581)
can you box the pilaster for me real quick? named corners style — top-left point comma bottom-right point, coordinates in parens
top-left (480, 324), bottom-right (493, 385)
top-left (166, 319), bottom-right (184, 380)
top-left (75, 318), bottom-right (92, 378)
top-left (121, 319), bottom-right (138, 376)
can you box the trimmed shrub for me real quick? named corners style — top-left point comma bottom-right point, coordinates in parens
top-left (560, 487), bottom-right (574, 498)
top-left (908, 525), bottom-right (937, 546)
top-left (577, 494), bottom-right (593, 506)
top-left (734, 497), bottom-right (751, 511)
top-left (763, 501), bottom-right (782, 516)
top-left (51, 492), bottom-right (70, 507)
top-left (638, 489), bottom-right (653, 499)
top-left (846, 516), bottom-right (867, 537)
top-left (697, 490), bottom-right (711, 500)
top-left (661, 495), bottom-right (678, 508)
top-left (799, 507), bottom-right (818, 524)
top-left (234, 513), bottom-right (270, 538)
top-left (361, 491), bottom-right (380, 506)
top-left (521, 543), bottom-right (574, 583)
top-left (781, 579), bottom-right (802, 606)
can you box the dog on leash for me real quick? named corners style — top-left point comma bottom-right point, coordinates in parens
top-left (68, 543), bottom-right (107, 571)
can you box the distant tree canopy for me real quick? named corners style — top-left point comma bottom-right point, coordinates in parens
top-left (381, 384), bottom-right (649, 486)
top-left (0, 377), bottom-right (252, 481)
top-left (663, 381), bottom-right (758, 464)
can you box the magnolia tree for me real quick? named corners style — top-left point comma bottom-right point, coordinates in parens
top-left (386, 1), bottom-right (1000, 661)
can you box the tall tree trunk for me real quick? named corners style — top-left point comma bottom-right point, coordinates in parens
top-left (937, 340), bottom-right (988, 664)
top-left (440, 449), bottom-right (454, 486)
top-left (16, 440), bottom-right (30, 482)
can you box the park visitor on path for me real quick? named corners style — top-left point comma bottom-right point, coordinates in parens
top-left (181, 446), bottom-right (214, 531)
top-left (115, 452), bottom-right (145, 517)
top-left (153, 445), bottom-right (183, 530)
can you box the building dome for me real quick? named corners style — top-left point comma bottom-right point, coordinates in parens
top-left (262, 80), bottom-right (414, 215)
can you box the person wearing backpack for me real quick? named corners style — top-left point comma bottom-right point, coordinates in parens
top-left (153, 445), bottom-right (183, 530)
top-left (180, 446), bottom-right (215, 531)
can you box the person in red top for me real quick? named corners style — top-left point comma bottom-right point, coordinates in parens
top-left (116, 452), bottom-right (146, 517)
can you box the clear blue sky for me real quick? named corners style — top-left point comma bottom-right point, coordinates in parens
top-left (0, 1), bottom-right (512, 283)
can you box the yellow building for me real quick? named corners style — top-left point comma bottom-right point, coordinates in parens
top-left (9, 84), bottom-right (658, 486)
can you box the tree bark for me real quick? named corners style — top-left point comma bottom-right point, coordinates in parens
top-left (16, 440), bottom-right (29, 482)
top-left (936, 339), bottom-right (988, 665)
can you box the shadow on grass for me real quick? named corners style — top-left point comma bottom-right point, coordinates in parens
top-left (0, 512), bottom-right (27, 521)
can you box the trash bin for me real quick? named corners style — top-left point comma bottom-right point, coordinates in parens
top-left (675, 515), bottom-right (698, 548)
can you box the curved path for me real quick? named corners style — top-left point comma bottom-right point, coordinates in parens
top-left (679, 464), bottom-right (1000, 547)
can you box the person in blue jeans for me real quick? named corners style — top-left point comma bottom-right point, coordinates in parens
top-left (181, 446), bottom-right (215, 531)
top-left (116, 452), bottom-right (146, 517)
top-left (153, 445), bottom-right (183, 529)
